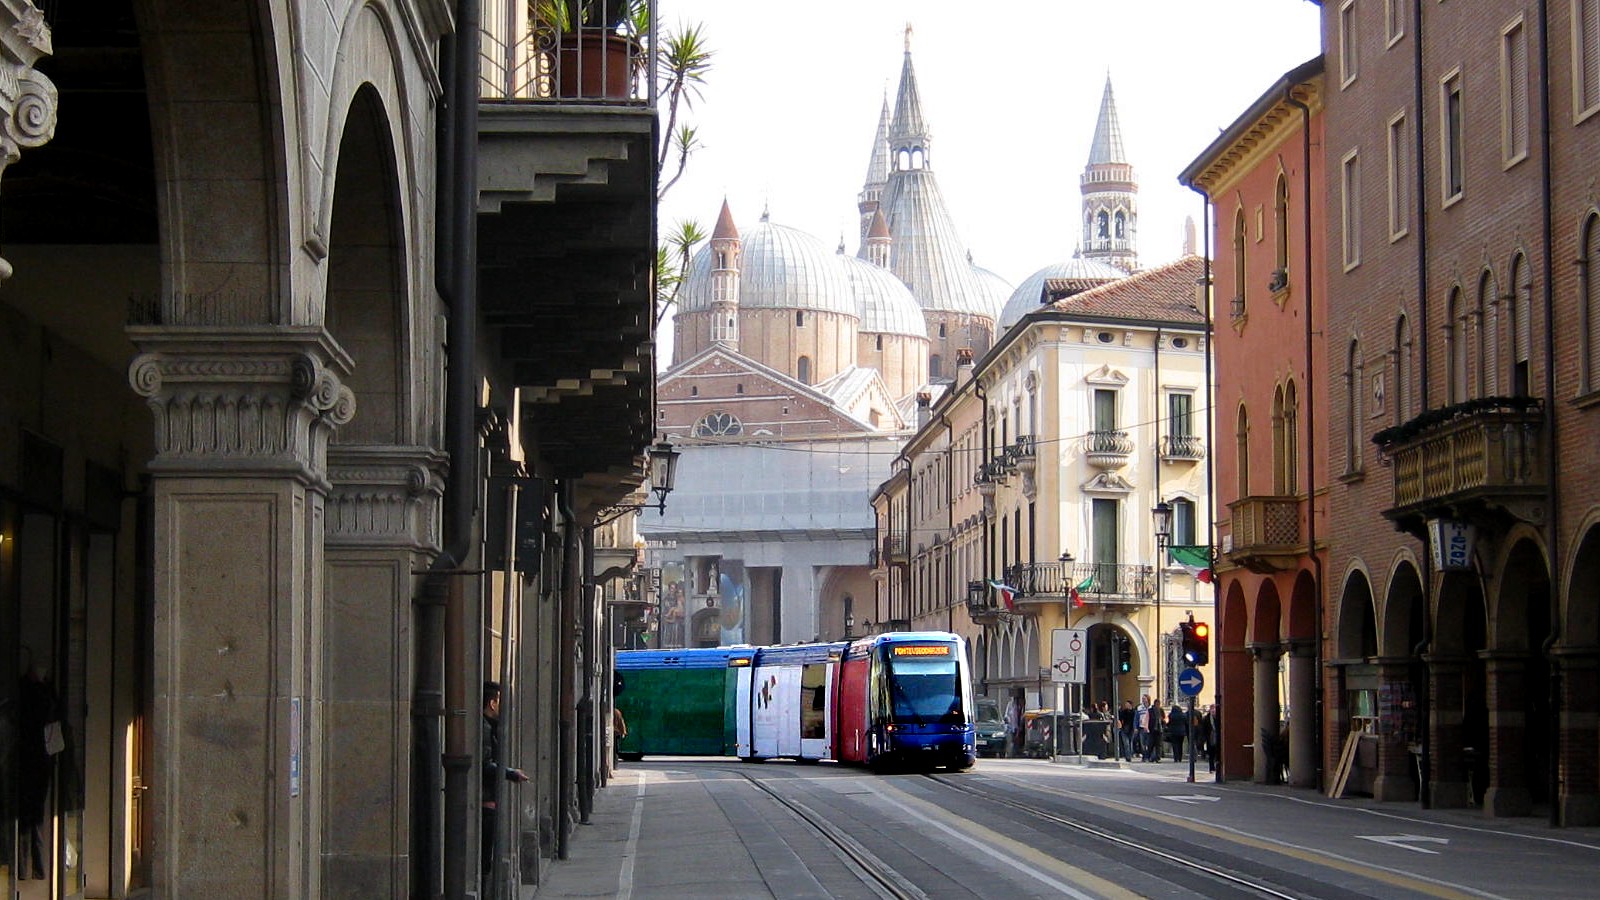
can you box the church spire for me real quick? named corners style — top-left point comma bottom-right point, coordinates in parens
top-left (888, 27), bottom-right (931, 173)
top-left (858, 94), bottom-right (891, 244)
top-left (709, 198), bottom-right (741, 351)
top-left (1080, 74), bottom-right (1139, 273)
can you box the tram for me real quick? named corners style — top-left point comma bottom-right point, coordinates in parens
top-left (614, 646), bottom-right (753, 761)
top-left (613, 632), bottom-right (976, 771)
top-left (835, 632), bottom-right (977, 771)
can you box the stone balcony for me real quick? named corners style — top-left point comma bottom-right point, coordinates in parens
top-left (1084, 430), bottom-right (1134, 469)
top-left (1162, 433), bottom-right (1205, 462)
top-left (1375, 397), bottom-right (1547, 533)
top-left (1225, 495), bottom-right (1303, 573)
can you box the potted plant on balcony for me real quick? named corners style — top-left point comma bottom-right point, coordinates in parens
top-left (537, 0), bottom-right (645, 99)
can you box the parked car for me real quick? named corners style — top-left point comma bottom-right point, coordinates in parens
top-left (974, 698), bottom-right (1007, 757)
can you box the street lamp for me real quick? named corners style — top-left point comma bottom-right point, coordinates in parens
top-left (1152, 501), bottom-right (1171, 708)
top-left (595, 441), bottom-right (682, 525)
top-left (845, 613), bottom-right (854, 637)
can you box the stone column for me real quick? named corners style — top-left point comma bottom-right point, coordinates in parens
top-left (1249, 642), bottom-right (1283, 784)
top-left (1286, 640), bottom-right (1317, 788)
top-left (1481, 651), bottom-right (1532, 817)
top-left (1556, 648), bottom-right (1600, 825)
top-left (1371, 658), bottom-right (1420, 802)
top-left (1426, 655), bottom-right (1471, 808)
top-left (129, 332), bottom-right (354, 897)
top-left (323, 446), bottom-right (444, 896)
top-left (0, 0), bottom-right (57, 281)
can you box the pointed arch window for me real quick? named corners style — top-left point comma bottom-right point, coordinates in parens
top-left (1232, 209), bottom-right (1247, 317)
top-left (930, 354), bottom-right (942, 379)
top-left (1584, 213), bottom-right (1600, 394)
top-left (1510, 252), bottom-right (1532, 396)
top-left (1114, 210), bottom-right (1126, 240)
top-left (1274, 174), bottom-right (1290, 277)
top-left (1394, 314), bottom-right (1414, 424)
top-left (1096, 210), bottom-right (1110, 240)
top-left (1446, 286), bottom-right (1466, 403)
top-left (1284, 380), bottom-right (1299, 496)
top-left (1480, 270), bottom-right (1501, 396)
top-left (797, 355), bottom-right (812, 385)
top-left (1345, 338), bottom-right (1364, 476)
top-left (1272, 385), bottom-right (1288, 494)
top-left (1235, 405), bottom-right (1251, 498)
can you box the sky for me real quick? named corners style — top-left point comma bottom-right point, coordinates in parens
top-left (655, 0), bottom-right (1325, 345)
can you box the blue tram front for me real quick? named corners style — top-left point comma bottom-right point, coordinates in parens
top-left (837, 632), bottom-right (976, 770)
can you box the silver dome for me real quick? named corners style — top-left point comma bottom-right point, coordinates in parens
top-left (971, 265), bottom-right (1014, 322)
top-left (842, 255), bottom-right (927, 337)
top-left (679, 220), bottom-right (857, 316)
top-left (999, 258), bottom-right (1125, 328)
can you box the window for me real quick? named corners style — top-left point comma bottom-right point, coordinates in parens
top-left (1575, 0), bottom-right (1600, 120)
top-left (1345, 339), bottom-right (1364, 475)
top-left (1168, 392), bottom-right (1194, 437)
top-left (694, 411), bottom-right (742, 437)
top-left (1091, 499), bottom-right (1120, 589)
top-left (1284, 380), bottom-right (1299, 495)
top-left (1441, 69), bottom-right (1464, 202)
top-left (1586, 214), bottom-right (1600, 393)
top-left (1232, 209), bottom-right (1247, 316)
top-left (1479, 270), bottom-right (1499, 396)
top-left (1511, 253), bottom-right (1533, 396)
top-left (1502, 17), bottom-right (1529, 166)
top-left (797, 355), bottom-right (811, 384)
top-left (796, 310), bottom-right (806, 327)
top-left (1235, 406), bottom-right (1251, 498)
top-left (1386, 0), bottom-right (1406, 46)
top-left (1447, 286), bottom-right (1466, 403)
top-left (1340, 0), bottom-right (1360, 87)
top-left (1170, 498), bottom-right (1197, 547)
top-left (1273, 175), bottom-right (1289, 278)
top-left (929, 354), bottom-right (942, 379)
top-left (1093, 389), bottom-right (1117, 432)
top-left (1114, 211), bottom-right (1126, 239)
top-left (1341, 148), bottom-right (1362, 269)
top-left (875, 334), bottom-right (883, 351)
top-left (1394, 315), bottom-right (1414, 424)
top-left (1387, 112), bottom-right (1410, 240)
top-left (1272, 385), bottom-right (1287, 494)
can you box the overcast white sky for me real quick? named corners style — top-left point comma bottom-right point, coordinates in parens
top-left (655, 0), bottom-right (1324, 337)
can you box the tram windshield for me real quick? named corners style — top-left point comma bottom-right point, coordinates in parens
top-left (884, 645), bottom-right (962, 724)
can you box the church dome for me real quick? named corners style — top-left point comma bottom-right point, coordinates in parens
top-left (679, 219), bottom-right (857, 317)
top-left (970, 264), bottom-right (1014, 322)
top-left (842, 255), bottom-right (926, 337)
top-left (999, 258), bottom-right (1125, 329)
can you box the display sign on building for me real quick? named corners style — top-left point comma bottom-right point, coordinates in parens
top-left (1427, 518), bottom-right (1476, 572)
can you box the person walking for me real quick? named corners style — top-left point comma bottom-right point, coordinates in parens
top-left (1146, 700), bottom-right (1165, 762)
top-left (1204, 704), bottom-right (1220, 772)
top-left (1133, 696), bottom-right (1150, 761)
top-left (1116, 700), bottom-right (1136, 762)
top-left (1166, 701), bottom-right (1188, 762)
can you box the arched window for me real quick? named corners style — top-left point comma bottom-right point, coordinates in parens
top-left (1284, 380), bottom-right (1299, 496)
top-left (796, 310), bottom-right (806, 327)
top-left (1586, 214), bottom-right (1600, 393)
top-left (875, 334), bottom-right (884, 351)
top-left (1114, 210), bottom-right (1126, 239)
top-left (796, 355), bottom-right (811, 384)
top-left (1510, 252), bottom-right (1533, 396)
top-left (1274, 174), bottom-right (1289, 275)
top-left (1233, 209), bottom-right (1247, 316)
top-left (929, 354), bottom-right (942, 379)
top-left (1446, 286), bottom-right (1465, 404)
top-left (1096, 210), bottom-right (1110, 239)
top-left (1345, 338), bottom-right (1364, 475)
top-left (1235, 405), bottom-right (1251, 498)
top-left (1271, 385), bottom-right (1287, 494)
top-left (1394, 314), bottom-right (1413, 424)
top-left (1475, 270), bottom-right (1493, 397)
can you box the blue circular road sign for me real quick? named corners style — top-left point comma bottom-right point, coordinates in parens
top-left (1177, 667), bottom-right (1204, 697)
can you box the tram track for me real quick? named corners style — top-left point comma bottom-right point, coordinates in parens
top-left (924, 772), bottom-right (1304, 899)
top-left (714, 763), bottom-right (928, 900)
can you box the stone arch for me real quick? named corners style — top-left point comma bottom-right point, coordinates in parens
top-left (325, 84), bottom-right (408, 445)
top-left (1565, 514), bottom-right (1600, 647)
top-left (1381, 558), bottom-right (1425, 658)
top-left (1250, 579), bottom-right (1282, 645)
top-left (141, 0), bottom-right (295, 325)
top-left (1287, 567), bottom-right (1317, 642)
top-left (1336, 566), bottom-right (1377, 659)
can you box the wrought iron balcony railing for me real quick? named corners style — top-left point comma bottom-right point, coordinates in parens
top-left (481, 0), bottom-right (656, 105)
top-left (1084, 430), bottom-right (1134, 469)
top-left (881, 534), bottom-right (908, 566)
top-left (1225, 495), bottom-right (1302, 573)
top-left (1162, 433), bottom-right (1205, 461)
top-left (1000, 561), bottom-right (1156, 608)
top-left (1375, 397), bottom-right (1546, 528)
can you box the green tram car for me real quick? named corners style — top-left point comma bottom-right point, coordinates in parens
top-left (614, 647), bottom-right (754, 760)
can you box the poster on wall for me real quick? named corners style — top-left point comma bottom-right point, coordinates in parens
top-left (661, 562), bottom-right (685, 648)
top-left (719, 559), bottom-right (748, 646)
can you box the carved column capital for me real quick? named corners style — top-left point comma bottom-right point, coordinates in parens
top-left (127, 328), bottom-right (356, 487)
top-left (326, 446), bottom-right (447, 551)
top-left (0, 1), bottom-right (55, 281)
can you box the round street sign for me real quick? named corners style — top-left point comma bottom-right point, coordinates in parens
top-left (1177, 667), bottom-right (1204, 697)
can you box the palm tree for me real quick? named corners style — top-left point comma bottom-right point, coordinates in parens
top-left (656, 218), bottom-right (707, 327)
top-left (656, 22), bottom-right (712, 200)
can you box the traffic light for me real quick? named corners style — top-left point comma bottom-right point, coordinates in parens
top-left (1181, 620), bottom-right (1211, 666)
top-left (1115, 635), bottom-right (1132, 673)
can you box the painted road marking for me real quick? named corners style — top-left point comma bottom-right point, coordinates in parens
top-left (1160, 794), bottom-right (1221, 804)
top-left (1357, 834), bottom-right (1450, 855)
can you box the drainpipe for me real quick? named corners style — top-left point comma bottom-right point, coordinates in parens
top-left (975, 380), bottom-right (991, 666)
top-left (1535, 0), bottom-right (1563, 827)
top-left (1410, 0), bottom-right (1434, 811)
top-left (1153, 326), bottom-right (1164, 698)
top-left (943, 411), bottom-right (956, 634)
top-left (557, 485), bottom-right (580, 858)
top-left (416, 0), bottom-right (482, 896)
top-left (1285, 85), bottom-right (1325, 787)
top-left (1184, 184), bottom-right (1218, 782)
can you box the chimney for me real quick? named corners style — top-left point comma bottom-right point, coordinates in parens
top-left (916, 391), bottom-right (932, 428)
top-left (956, 347), bottom-right (975, 386)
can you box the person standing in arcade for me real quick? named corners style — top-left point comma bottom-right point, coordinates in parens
top-left (482, 682), bottom-right (528, 898)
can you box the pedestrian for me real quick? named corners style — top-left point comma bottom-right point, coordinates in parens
top-left (1146, 700), bottom-right (1165, 762)
top-left (1166, 701), bottom-right (1188, 761)
top-left (1134, 695), bottom-right (1150, 761)
top-left (1205, 704), bottom-right (1220, 772)
top-left (613, 706), bottom-right (628, 762)
top-left (1004, 697), bottom-right (1021, 758)
top-left (482, 682), bottom-right (529, 898)
top-left (1117, 700), bottom-right (1136, 762)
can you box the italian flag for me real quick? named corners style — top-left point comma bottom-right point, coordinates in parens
top-left (988, 580), bottom-right (1018, 609)
top-left (1068, 575), bottom-right (1094, 608)
top-left (1168, 544), bottom-right (1214, 584)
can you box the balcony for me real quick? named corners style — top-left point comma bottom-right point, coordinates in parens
top-left (1001, 561), bottom-right (1156, 611)
top-left (476, 1), bottom-right (658, 495)
top-left (1161, 433), bottom-right (1205, 462)
top-left (1225, 495), bottom-right (1303, 573)
top-left (882, 534), bottom-right (908, 566)
top-left (1375, 397), bottom-right (1547, 533)
top-left (1084, 430), bottom-right (1134, 469)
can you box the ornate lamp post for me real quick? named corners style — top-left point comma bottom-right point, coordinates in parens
top-left (1152, 501), bottom-right (1172, 703)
